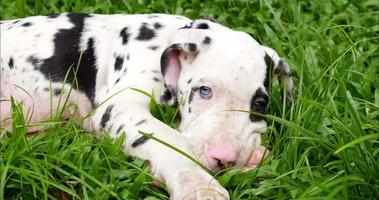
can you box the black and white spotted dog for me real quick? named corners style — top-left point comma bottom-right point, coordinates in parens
top-left (0, 13), bottom-right (293, 199)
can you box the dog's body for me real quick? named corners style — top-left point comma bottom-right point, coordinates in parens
top-left (0, 13), bottom-right (293, 199)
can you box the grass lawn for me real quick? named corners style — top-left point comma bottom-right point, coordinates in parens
top-left (1, 0), bottom-right (378, 199)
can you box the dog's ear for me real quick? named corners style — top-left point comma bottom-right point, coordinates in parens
top-left (160, 29), bottom-right (209, 104)
top-left (262, 46), bottom-right (294, 106)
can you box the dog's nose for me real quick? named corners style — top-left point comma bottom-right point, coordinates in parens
top-left (206, 143), bottom-right (238, 170)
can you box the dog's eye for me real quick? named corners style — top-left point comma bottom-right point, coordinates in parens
top-left (199, 86), bottom-right (212, 99)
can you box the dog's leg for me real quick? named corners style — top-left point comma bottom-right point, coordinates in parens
top-left (91, 99), bottom-right (229, 200)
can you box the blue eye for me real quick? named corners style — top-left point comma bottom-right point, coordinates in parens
top-left (199, 86), bottom-right (212, 99)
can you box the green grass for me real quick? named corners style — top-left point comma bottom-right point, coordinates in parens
top-left (1, 0), bottom-right (379, 199)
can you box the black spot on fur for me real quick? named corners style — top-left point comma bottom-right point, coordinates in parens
top-left (27, 56), bottom-right (40, 69)
top-left (180, 21), bottom-right (193, 29)
top-left (38, 13), bottom-right (97, 104)
top-left (187, 79), bottom-right (192, 84)
top-left (160, 49), bottom-right (169, 75)
top-left (119, 27), bottom-right (130, 45)
top-left (188, 107), bottom-right (192, 113)
top-left (116, 125), bottom-right (125, 135)
top-left (153, 77), bottom-right (160, 82)
top-left (135, 119), bottom-right (146, 126)
top-left (188, 87), bottom-right (198, 104)
top-left (115, 78), bottom-right (120, 84)
top-left (196, 23), bottom-right (209, 29)
top-left (136, 23), bottom-right (155, 41)
top-left (249, 88), bottom-right (268, 122)
top-left (148, 45), bottom-right (159, 50)
top-left (154, 22), bottom-right (163, 29)
top-left (126, 53), bottom-right (130, 60)
top-left (8, 57), bottom-right (14, 69)
top-left (21, 22), bottom-right (32, 27)
top-left (264, 54), bottom-right (274, 89)
top-left (100, 105), bottom-right (114, 128)
top-left (114, 56), bottom-right (124, 71)
top-left (202, 36), bottom-right (211, 45)
top-left (160, 88), bottom-right (175, 104)
top-left (131, 134), bottom-right (152, 148)
top-left (188, 43), bottom-right (197, 52)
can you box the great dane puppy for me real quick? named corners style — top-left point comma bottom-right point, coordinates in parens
top-left (0, 13), bottom-right (293, 199)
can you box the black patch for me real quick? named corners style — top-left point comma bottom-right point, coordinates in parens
top-left (27, 56), bottom-right (40, 69)
top-left (264, 54), bottom-right (275, 89)
top-left (38, 13), bottom-right (97, 104)
top-left (160, 88), bottom-right (175, 104)
top-left (8, 57), bottom-right (14, 69)
top-left (135, 119), bottom-right (146, 126)
top-left (148, 45), bottom-right (159, 50)
top-left (187, 79), bottom-right (192, 84)
top-left (151, 69), bottom-right (160, 73)
top-left (153, 77), bottom-right (160, 82)
top-left (136, 23), bottom-right (155, 41)
top-left (100, 105), bottom-right (114, 128)
top-left (180, 22), bottom-right (194, 29)
top-left (131, 134), bottom-right (152, 148)
top-left (53, 89), bottom-right (62, 96)
top-left (188, 43), bottom-right (197, 52)
top-left (154, 22), bottom-right (163, 29)
top-left (43, 87), bottom-right (49, 92)
top-left (126, 53), bottom-right (130, 60)
top-left (115, 78), bottom-right (120, 84)
top-left (249, 88), bottom-right (268, 122)
top-left (114, 56), bottom-right (124, 71)
top-left (160, 48), bottom-right (170, 76)
top-left (21, 22), bottom-right (32, 27)
top-left (119, 27), bottom-right (130, 45)
top-left (202, 36), bottom-right (211, 45)
top-left (188, 87), bottom-right (198, 104)
top-left (196, 23), bottom-right (209, 29)
top-left (116, 125), bottom-right (125, 135)
top-left (188, 107), bottom-right (192, 113)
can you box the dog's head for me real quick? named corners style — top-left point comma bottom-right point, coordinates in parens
top-left (160, 19), bottom-right (293, 171)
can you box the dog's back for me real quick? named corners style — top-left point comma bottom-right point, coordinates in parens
top-left (0, 13), bottom-right (190, 129)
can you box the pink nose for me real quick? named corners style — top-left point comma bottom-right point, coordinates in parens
top-left (206, 143), bottom-right (238, 170)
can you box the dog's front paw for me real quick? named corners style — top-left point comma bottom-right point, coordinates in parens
top-left (169, 169), bottom-right (229, 200)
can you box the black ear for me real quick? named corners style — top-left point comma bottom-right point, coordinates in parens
top-left (262, 46), bottom-right (294, 106)
top-left (160, 43), bottom-right (200, 104)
